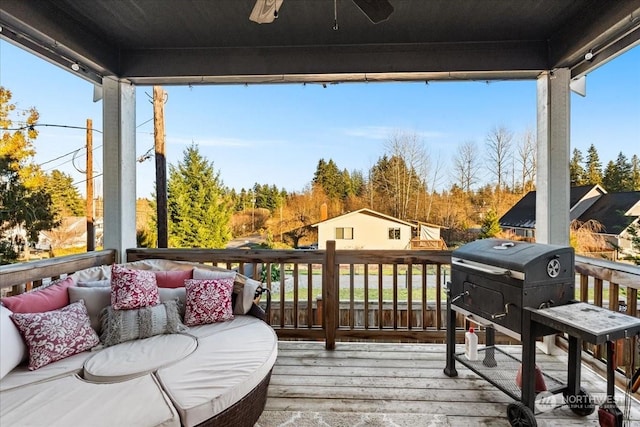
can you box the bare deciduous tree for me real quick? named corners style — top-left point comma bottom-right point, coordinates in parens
top-left (424, 152), bottom-right (444, 222)
top-left (516, 129), bottom-right (536, 193)
top-left (376, 131), bottom-right (430, 220)
top-left (485, 125), bottom-right (513, 195)
top-left (452, 141), bottom-right (481, 193)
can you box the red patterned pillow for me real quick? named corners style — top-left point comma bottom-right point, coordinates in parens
top-left (110, 264), bottom-right (160, 310)
top-left (10, 300), bottom-right (100, 370)
top-left (184, 278), bottom-right (234, 326)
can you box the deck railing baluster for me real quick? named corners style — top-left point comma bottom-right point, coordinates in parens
top-left (3, 247), bottom-right (638, 380)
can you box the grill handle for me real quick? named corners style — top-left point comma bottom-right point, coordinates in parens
top-left (491, 303), bottom-right (516, 319)
top-left (452, 258), bottom-right (511, 277)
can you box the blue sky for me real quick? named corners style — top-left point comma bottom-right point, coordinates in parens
top-left (1, 40), bottom-right (638, 199)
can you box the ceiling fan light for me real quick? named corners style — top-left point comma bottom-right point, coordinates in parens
top-left (249, 0), bottom-right (284, 24)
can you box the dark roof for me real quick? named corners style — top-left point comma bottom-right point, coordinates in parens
top-left (569, 185), bottom-right (600, 207)
top-left (2, 1), bottom-right (639, 86)
top-left (577, 192), bottom-right (640, 235)
top-left (499, 192), bottom-right (537, 229)
top-left (500, 187), bottom-right (640, 235)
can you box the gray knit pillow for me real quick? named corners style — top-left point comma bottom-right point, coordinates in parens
top-left (99, 299), bottom-right (188, 347)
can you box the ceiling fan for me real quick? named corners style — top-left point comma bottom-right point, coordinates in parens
top-left (250, 0), bottom-right (394, 25)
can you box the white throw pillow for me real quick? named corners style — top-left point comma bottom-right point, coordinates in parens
top-left (0, 305), bottom-right (27, 379)
top-left (240, 278), bottom-right (261, 315)
top-left (68, 287), bottom-right (111, 333)
top-left (192, 267), bottom-right (237, 281)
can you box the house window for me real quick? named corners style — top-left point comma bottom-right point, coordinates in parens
top-left (388, 228), bottom-right (401, 240)
top-left (335, 227), bottom-right (354, 240)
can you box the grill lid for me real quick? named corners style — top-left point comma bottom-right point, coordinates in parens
top-left (452, 238), bottom-right (574, 279)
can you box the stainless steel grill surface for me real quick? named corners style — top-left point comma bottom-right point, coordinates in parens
top-left (450, 238), bottom-right (575, 335)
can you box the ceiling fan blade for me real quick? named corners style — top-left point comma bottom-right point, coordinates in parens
top-left (352, 0), bottom-right (394, 24)
top-left (249, 0), bottom-right (284, 24)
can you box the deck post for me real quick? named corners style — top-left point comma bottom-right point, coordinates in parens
top-left (324, 240), bottom-right (337, 350)
top-left (535, 68), bottom-right (571, 246)
top-left (102, 76), bottom-right (137, 262)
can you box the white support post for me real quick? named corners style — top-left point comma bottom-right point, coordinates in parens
top-left (102, 76), bottom-right (137, 262)
top-left (536, 68), bottom-right (571, 246)
top-left (536, 68), bottom-right (571, 355)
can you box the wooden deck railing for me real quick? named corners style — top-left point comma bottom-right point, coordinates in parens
top-left (0, 250), bottom-right (116, 293)
top-left (126, 242), bottom-right (453, 349)
top-left (573, 255), bottom-right (640, 379)
top-left (1, 245), bottom-right (638, 378)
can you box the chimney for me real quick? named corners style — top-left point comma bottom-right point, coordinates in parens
top-left (320, 203), bottom-right (328, 221)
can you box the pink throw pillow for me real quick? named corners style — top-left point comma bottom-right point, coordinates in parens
top-left (10, 300), bottom-right (100, 370)
top-left (110, 264), bottom-right (160, 310)
top-left (1, 276), bottom-right (75, 313)
top-left (155, 269), bottom-right (193, 288)
top-left (184, 278), bottom-right (234, 326)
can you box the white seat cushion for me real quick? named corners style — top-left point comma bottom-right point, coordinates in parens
top-left (185, 312), bottom-right (266, 339)
top-left (0, 374), bottom-right (179, 427)
top-left (156, 316), bottom-right (278, 427)
top-left (0, 350), bottom-right (93, 392)
top-left (83, 334), bottom-right (197, 383)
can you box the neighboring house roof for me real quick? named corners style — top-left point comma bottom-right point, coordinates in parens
top-left (577, 192), bottom-right (640, 235)
top-left (499, 185), bottom-right (606, 229)
top-left (311, 208), bottom-right (416, 228)
top-left (500, 186), bottom-right (640, 238)
top-left (412, 220), bottom-right (448, 229)
top-left (498, 191), bottom-right (537, 229)
top-left (569, 185), bottom-right (603, 207)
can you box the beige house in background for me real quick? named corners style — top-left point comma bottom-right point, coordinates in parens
top-left (312, 208), bottom-right (415, 250)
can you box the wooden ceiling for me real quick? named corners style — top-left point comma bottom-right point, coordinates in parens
top-left (2, 0), bottom-right (639, 86)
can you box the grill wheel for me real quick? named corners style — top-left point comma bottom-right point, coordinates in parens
top-left (507, 402), bottom-right (537, 426)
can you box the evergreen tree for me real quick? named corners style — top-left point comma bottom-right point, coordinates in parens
top-left (614, 152), bottom-right (633, 191)
top-left (166, 144), bottom-right (232, 248)
top-left (43, 170), bottom-right (84, 216)
top-left (0, 87), bottom-right (58, 263)
top-left (312, 158), bottom-right (348, 201)
top-left (603, 152), bottom-right (633, 191)
top-left (584, 144), bottom-right (603, 185)
top-left (602, 160), bottom-right (619, 192)
top-left (479, 209), bottom-right (501, 238)
top-left (349, 169), bottom-right (367, 197)
top-left (569, 148), bottom-right (586, 186)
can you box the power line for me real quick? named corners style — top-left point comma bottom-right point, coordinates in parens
top-left (4, 123), bottom-right (104, 133)
top-left (39, 144), bottom-right (103, 168)
top-left (73, 173), bottom-right (103, 186)
top-left (137, 118), bottom-right (153, 128)
top-left (7, 119), bottom-right (153, 169)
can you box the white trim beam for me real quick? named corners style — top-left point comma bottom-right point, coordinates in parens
top-left (536, 69), bottom-right (571, 246)
top-left (102, 76), bottom-right (137, 262)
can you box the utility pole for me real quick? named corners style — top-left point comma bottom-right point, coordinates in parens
top-left (154, 86), bottom-right (168, 248)
top-left (86, 119), bottom-right (95, 251)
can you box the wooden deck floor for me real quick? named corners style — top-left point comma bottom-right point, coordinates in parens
top-left (256, 341), bottom-right (640, 426)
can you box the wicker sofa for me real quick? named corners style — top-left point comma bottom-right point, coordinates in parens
top-left (0, 259), bottom-right (277, 427)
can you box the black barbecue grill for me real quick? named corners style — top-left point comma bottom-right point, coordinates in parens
top-left (449, 238), bottom-right (575, 337)
top-left (444, 239), bottom-right (640, 426)
top-left (444, 239), bottom-right (581, 426)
